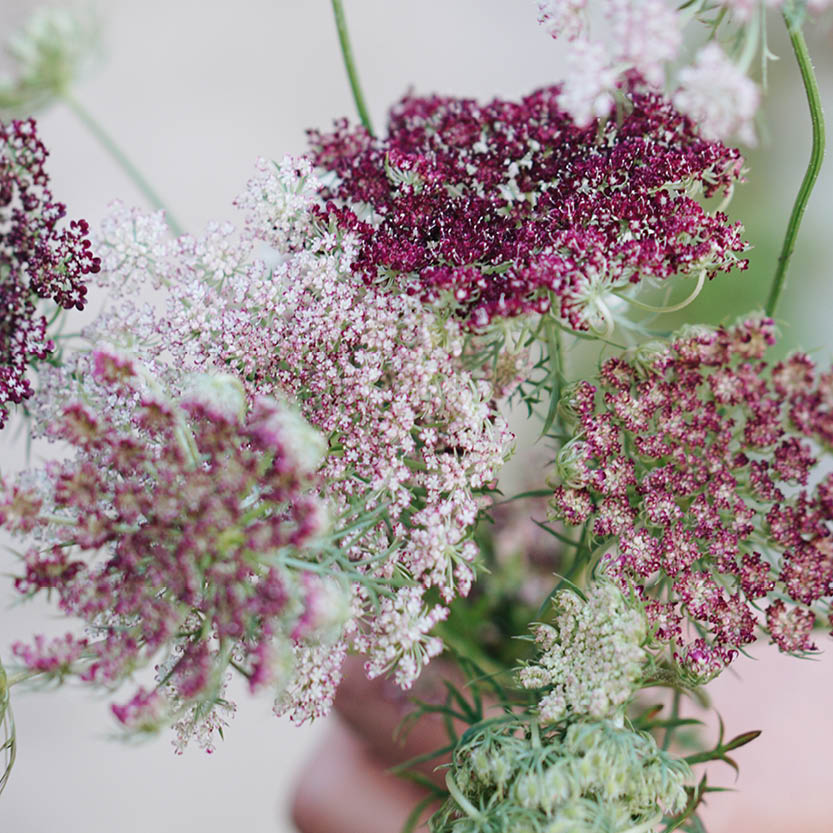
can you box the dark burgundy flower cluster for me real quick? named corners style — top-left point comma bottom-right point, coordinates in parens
top-left (2, 353), bottom-right (327, 731)
top-left (0, 118), bottom-right (99, 428)
top-left (307, 79), bottom-right (747, 331)
top-left (549, 317), bottom-right (833, 680)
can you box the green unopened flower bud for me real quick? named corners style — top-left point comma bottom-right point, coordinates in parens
top-left (552, 439), bottom-right (592, 489)
top-left (630, 340), bottom-right (673, 377)
top-left (556, 382), bottom-right (588, 430)
top-left (514, 772), bottom-right (542, 809)
top-left (471, 746), bottom-right (492, 782)
top-left (491, 753), bottom-right (513, 791)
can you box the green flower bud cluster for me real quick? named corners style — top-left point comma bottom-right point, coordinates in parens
top-left (430, 718), bottom-right (690, 833)
top-left (519, 584), bottom-right (648, 723)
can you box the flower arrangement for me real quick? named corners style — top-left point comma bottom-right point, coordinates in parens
top-left (0, 2), bottom-right (830, 831)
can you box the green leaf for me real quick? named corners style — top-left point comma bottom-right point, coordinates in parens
top-left (539, 320), bottom-right (563, 438)
top-left (723, 729), bottom-right (762, 751)
top-left (390, 743), bottom-right (455, 776)
top-left (393, 768), bottom-right (447, 796)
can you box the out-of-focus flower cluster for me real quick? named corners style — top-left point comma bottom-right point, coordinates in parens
top-left (533, 0), bottom-right (826, 144)
top-left (550, 316), bottom-right (833, 681)
top-left (0, 8), bottom-right (97, 113)
top-left (519, 584), bottom-right (647, 723)
top-left (307, 80), bottom-right (747, 335)
top-left (429, 716), bottom-right (689, 833)
top-left (17, 156), bottom-right (513, 729)
top-left (0, 118), bottom-right (98, 428)
top-left (1, 355), bottom-right (344, 751)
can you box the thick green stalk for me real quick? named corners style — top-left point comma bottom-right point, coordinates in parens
top-left (330, 0), bottom-right (374, 135)
top-left (765, 17), bottom-right (825, 318)
top-left (63, 93), bottom-right (186, 237)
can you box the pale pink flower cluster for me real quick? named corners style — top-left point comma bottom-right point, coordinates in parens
top-left (674, 43), bottom-right (761, 147)
top-left (538, 0), bottom-right (680, 128)
top-left (606, 0), bottom-right (680, 87)
top-left (558, 39), bottom-right (618, 127)
top-left (536, 0), bottom-right (587, 41)
top-left (80, 159), bottom-right (514, 722)
top-left (533, 0), bottom-right (773, 144)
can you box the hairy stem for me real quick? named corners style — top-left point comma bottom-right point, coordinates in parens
top-left (330, 0), bottom-right (374, 135)
top-left (63, 94), bottom-right (186, 237)
top-left (765, 17), bottom-right (825, 318)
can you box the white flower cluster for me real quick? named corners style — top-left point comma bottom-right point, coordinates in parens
top-left (233, 155), bottom-right (323, 253)
top-left (519, 584), bottom-right (647, 722)
top-left (154, 639), bottom-right (237, 756)
top-left (557, 39), bottom-right (618, 128)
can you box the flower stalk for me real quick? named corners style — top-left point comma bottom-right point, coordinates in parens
top-left (329, 0), bottom-right (374, 135)
top-left (63, 93), bottom-right (186, 236)
top-left (765, 15), bottom-right (825, 318)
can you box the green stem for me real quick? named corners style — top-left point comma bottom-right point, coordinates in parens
top-left (445, 772), bottom-right (483, 822)
top-left (662, 689), bottom-right (681, 751)
top-left (765, 16), bottom-right (825, 318)
top-left (63, 93), bottom-right (186, 237)
top-left (329, 0), bottom-right (374, 135)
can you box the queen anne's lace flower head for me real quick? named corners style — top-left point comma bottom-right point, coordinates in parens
top-left (2, 356), bottom-right (337, 749)
top-left (530, 0), bottom-right (816, 144)
top-left (306, 80), bottom-right (747, 334)
top-left (31, 160), bottom-right (513, 725)
top-left (557, 39), bottom-right (618, 127)
top-left (431, 715), bottom-right (690, 833)
top-left (519, 583), bottom-right (647, 723)
top-left (549, 316), bottom-right (833, 680)
top-left (536, 0), bottom-right (587, 41)
top-left (674, 43), bottom-right (761, 147)
top-left (0, 8), bottom-right (98, 113)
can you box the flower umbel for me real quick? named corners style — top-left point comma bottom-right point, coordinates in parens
top-left (519, 583), bottom-right (648, 723)
top-left (430, 716), bottom-right (689, 833)
top-left (0, 118), bottom-right (99, 428)
top-left (3, 357), bottom-right (332, 747)
top-left (0, 8), bottom-right (99, 113)
top-left (307, 79), bottom-right (747, 333)
top-left (549, 316), bottom-right (833, 677)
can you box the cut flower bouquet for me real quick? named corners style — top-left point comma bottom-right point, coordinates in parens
top-left (0, 2), bottom-right (831, 831)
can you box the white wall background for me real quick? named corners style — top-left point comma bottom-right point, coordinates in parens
top-left (0, 2), bottom-right (832, 832)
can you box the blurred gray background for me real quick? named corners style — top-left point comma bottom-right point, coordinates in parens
top-left (1, 2), bottom-right (832, 831)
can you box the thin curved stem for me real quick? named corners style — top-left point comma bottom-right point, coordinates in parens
top-left (63, 93), bottom-right (186, 237)
top-left (615, 269), bottom-right (706, 314)
top-left (765, 16), bottom-right (825, 318)
top-left (330, 0), bottom-right (374, 135)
